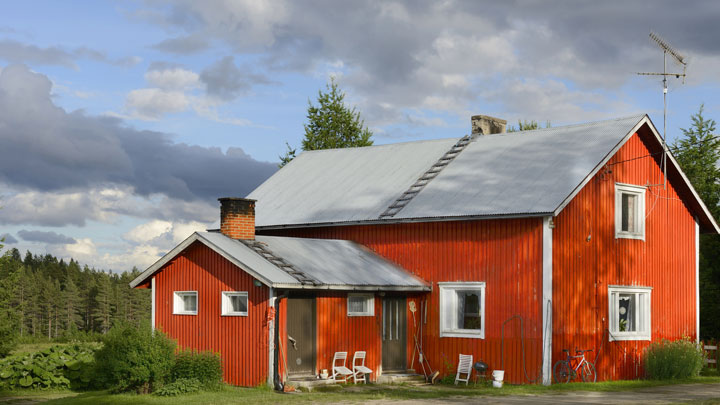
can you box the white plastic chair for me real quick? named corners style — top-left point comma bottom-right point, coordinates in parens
top-left (331, 352), bottom-right (353, 383)
top-left (455, 354), bottom-right (473, 385)
top-left (351, 351), bottom-right (373, 384)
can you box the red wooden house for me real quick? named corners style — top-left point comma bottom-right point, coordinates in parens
top-left (131, 114), bottom-right (718, 386)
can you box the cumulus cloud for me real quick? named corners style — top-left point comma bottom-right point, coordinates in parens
top-left (0, 64), bottom-right (277, 203)
top-left (1, 233), bottom-right (18, 244)
top-left (151, 35), bottom-right (209, 54)
top-left (139, 1), bottom-right (720, 127)
top-left (17, 230), bottom-right (76, 244)
top-left (125, 88), bottom-right (189, 119)
top-left (200, 56), bottom-right (271, 101)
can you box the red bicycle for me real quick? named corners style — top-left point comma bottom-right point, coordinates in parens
top-left (553, 348), bottom-right (596, 383)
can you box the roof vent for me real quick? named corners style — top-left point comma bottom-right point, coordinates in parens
top-left (471, 114), bottom-right (507, 135)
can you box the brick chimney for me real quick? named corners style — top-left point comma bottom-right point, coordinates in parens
top-left (471, 114), bottom-right (507, 135)
top-left (218, 197), bottom-right (256, 240)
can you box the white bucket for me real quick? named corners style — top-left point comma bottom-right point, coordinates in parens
top-left (492, 370), bottom-right (504, 388)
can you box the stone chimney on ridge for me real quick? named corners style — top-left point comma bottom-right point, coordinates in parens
top-left (218, 197), bottom-right (256, 240)
top-left (471, 114), bottom-right (507, 135)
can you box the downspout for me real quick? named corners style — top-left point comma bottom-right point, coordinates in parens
top-left (696, 219), bottom-right (700, 343)
top-left (542, 217), bottom-right (553, 386)
top-left (267, 287), bottom-right (275, 387)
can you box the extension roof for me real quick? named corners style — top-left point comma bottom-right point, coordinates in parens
top-left (129, 232), bottom-right (429, 291)
top-left (248, 115), bottom-right (718, 233)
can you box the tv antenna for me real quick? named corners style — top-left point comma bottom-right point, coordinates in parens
top-left (637, 31), bottom-right (687, 189)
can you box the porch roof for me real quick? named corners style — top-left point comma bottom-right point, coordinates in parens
top-left (130, 231), bottom-right (429, 291)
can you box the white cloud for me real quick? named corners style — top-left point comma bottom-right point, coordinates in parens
top-left (124, 220), bottom-right (173, 243)
top-left (145, 67), bottom-right (200, 90)
top-left (125, 88), bottom-right (189, 120)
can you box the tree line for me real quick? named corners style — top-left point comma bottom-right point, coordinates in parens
top-left (0, 248), bottom-right (150, 353)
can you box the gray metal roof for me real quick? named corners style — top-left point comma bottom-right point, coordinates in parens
top-left (248, 138), bottom-right (458, 227)
top-left (397, 115), bottom-right (645, 219)
top-left (249, 115), bottom-right (646, 227)
top-left (130, 232), bottom-right (429, 291)
top-left (255, 235), bottom-right (427, 289)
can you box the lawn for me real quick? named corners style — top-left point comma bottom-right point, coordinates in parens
top-left (2, 376), bottom-right (720, 404)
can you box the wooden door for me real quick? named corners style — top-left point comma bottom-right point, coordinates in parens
top-left (382, 297), bottom-right (407, 372)
top-left (286, 297), bottom-right (316, 375)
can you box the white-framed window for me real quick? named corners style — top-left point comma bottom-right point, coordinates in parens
top-left (173, 291), bottom-right (198, 315)
top-left (221, 291), bottom-right (248, 316)
top-left (608, 285), bottom-right (652, 341)
top-left (347, 293), bottom-right (374, 316)
top-left (439, 282), bottom-right (485, 339)
top-left (615, 183), bottom-right (646, 240)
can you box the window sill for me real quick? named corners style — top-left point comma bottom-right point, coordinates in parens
top-left (173, 312), bottom-right (197, 316)
top-left (609, 333), bottom-right (650, 341)
top-left (347, 313), bottom-right (374, 317)
top-left (440, 330), bottom-right (484, 339)
top-left (615, 232), bottom-right (645, 241)
top-left (221, 313), bottom-right (248, 317)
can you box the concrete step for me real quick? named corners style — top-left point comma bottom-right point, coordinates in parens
top-left (377, 372), bottom-right (426, 385)
top-left (285, 376), bottom-right (339, 392)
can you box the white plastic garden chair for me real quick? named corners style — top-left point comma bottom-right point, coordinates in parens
top-left (331, 351), bottom-right (353, 383)
top-left (455, 354), bottom-right (473, 385)
top-left (351, 351), bottom-right (373, 384)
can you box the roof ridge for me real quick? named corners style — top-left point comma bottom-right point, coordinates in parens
top-left (490, 114), bottom-right (646, 137)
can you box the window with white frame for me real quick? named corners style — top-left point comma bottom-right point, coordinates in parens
top-left (615, 183), bottom-right (646, 240)
top-left (608, 285), bottom-right (652, 341)
top-left (347, 293), bottom-right (374, 316)
top-left (221, 291), bottom-right (248, 316)
top-left (439, 282), bottom-right (485, 339)
top-left (173, 291), bottom-right (197, 315)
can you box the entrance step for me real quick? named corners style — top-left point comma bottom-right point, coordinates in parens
top-left (285, 376), bottom-right (339, 392)
top-left (377, 372), bottom-right (426, 385)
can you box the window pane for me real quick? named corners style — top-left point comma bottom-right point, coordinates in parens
top-left (230, 295), bottom-right (247, 313)
top-left (349, 297), bottom-right (367, 313)
top-left (183, 294), bottom-right (196, 312)
top-left (618, 294), bottom-right (636, 332)
top-left (458, 291), bottom-right (481, 330)
top-left (622, 193), bottom-right (637, 232)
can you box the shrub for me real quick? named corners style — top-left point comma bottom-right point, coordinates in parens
top-left (94, 323), bottom-right (176, 393)
top-left (170, 350), bottom-right (223, 390)
top-left (155, 378), bottom-right (201, 396)
top-left (0, 344), bottom-right (97, 390)
top-left (644, 337), bottom-right (705, 379)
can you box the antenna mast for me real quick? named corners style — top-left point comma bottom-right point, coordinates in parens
top-left (637, 31), bottom-right (687, 190)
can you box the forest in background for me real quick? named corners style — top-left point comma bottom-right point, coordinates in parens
top-left (0, 248), bottom-right (150, 346)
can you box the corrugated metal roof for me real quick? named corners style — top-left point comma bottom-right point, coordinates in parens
top-left (130, 232), bottom-right (428, 291)
top-left (255, 235), bottom-right (427, 288)
top-left (249, 115), bottom-right (646, 227)
top-left (248, 138), bottom-right (458, 227)
top-left (397, 115), bottom-right (645, 219)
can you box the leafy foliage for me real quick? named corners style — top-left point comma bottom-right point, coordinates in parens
top-left (507, 120), bottom-right (551, 132)
top-left (671, 105), bottom-right (720, 339)
top-left (170, 350), bottom-right (223, 390)
top-left (154, 377), bottom-right (201, 396)
top-left (0, 344), bottom-right (97, 390)
top-left (0, 251), bottom-right (20, 357)
top-left (644, 337), bottom-right (705, 379)
top-left (94, 323), bottom-right (176, 393)
top-left (280, 78), bottom-right (373, 167)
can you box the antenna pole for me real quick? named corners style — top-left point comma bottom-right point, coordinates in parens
top-left (663, 49), bottom-right (667, 190)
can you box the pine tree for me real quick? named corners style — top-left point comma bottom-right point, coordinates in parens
top-left (63, 276), bottom-right (82, 334)
top-left (672, 104), bottom-right (720, 338)
top-left (93, 272), bottom-right (113, 334)
top-left (280, 78), bottom-right (373, 167)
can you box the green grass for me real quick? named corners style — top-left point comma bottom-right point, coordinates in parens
top-left (0, 376), bottom-right (715, 404)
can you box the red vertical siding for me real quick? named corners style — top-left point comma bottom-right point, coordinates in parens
top-left (155, 242), bottom-right (269, 386)
top-left (553, 132), bottom-right (697, 380)
top-left (263, 218), bottom-right (544, 384)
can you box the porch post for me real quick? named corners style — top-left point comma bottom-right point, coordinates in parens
top-left (542, 217), bottom-right (553, 386)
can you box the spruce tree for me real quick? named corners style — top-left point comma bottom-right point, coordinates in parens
top-left (280, 78), bottom-right (373, 167)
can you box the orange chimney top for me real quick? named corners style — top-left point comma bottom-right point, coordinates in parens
top-left (218, 197), bottom-right (256, 240)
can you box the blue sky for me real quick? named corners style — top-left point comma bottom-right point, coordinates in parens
top-left (1, 1), bottom-right (719, 271)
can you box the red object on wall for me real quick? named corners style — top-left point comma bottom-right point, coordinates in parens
top-left (263, 218), bottom-right (545, 384)
top-left (154, 242), bottom-right (269, 386)
top-left (552, 131), bottom-right (697, 381)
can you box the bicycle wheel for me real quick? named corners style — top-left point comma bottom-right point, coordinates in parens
top-left (581, 361), bottom-right (597, 382)
top-left (553, 360), bottom-right (571, 383)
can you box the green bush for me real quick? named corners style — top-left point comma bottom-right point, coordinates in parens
top-left (94, 323), bottom-right (176, 393)
top-left (170, 350), bottom-right (223, 390)
top-left (644, 337), bottom-right (705, 379)
top-left (154, 377), bottom-right (201, 396)
top-left (0, 344), bottom-right (97, 390)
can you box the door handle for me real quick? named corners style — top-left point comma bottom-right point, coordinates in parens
top-left (288, 335), bottom-right (297, 350)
